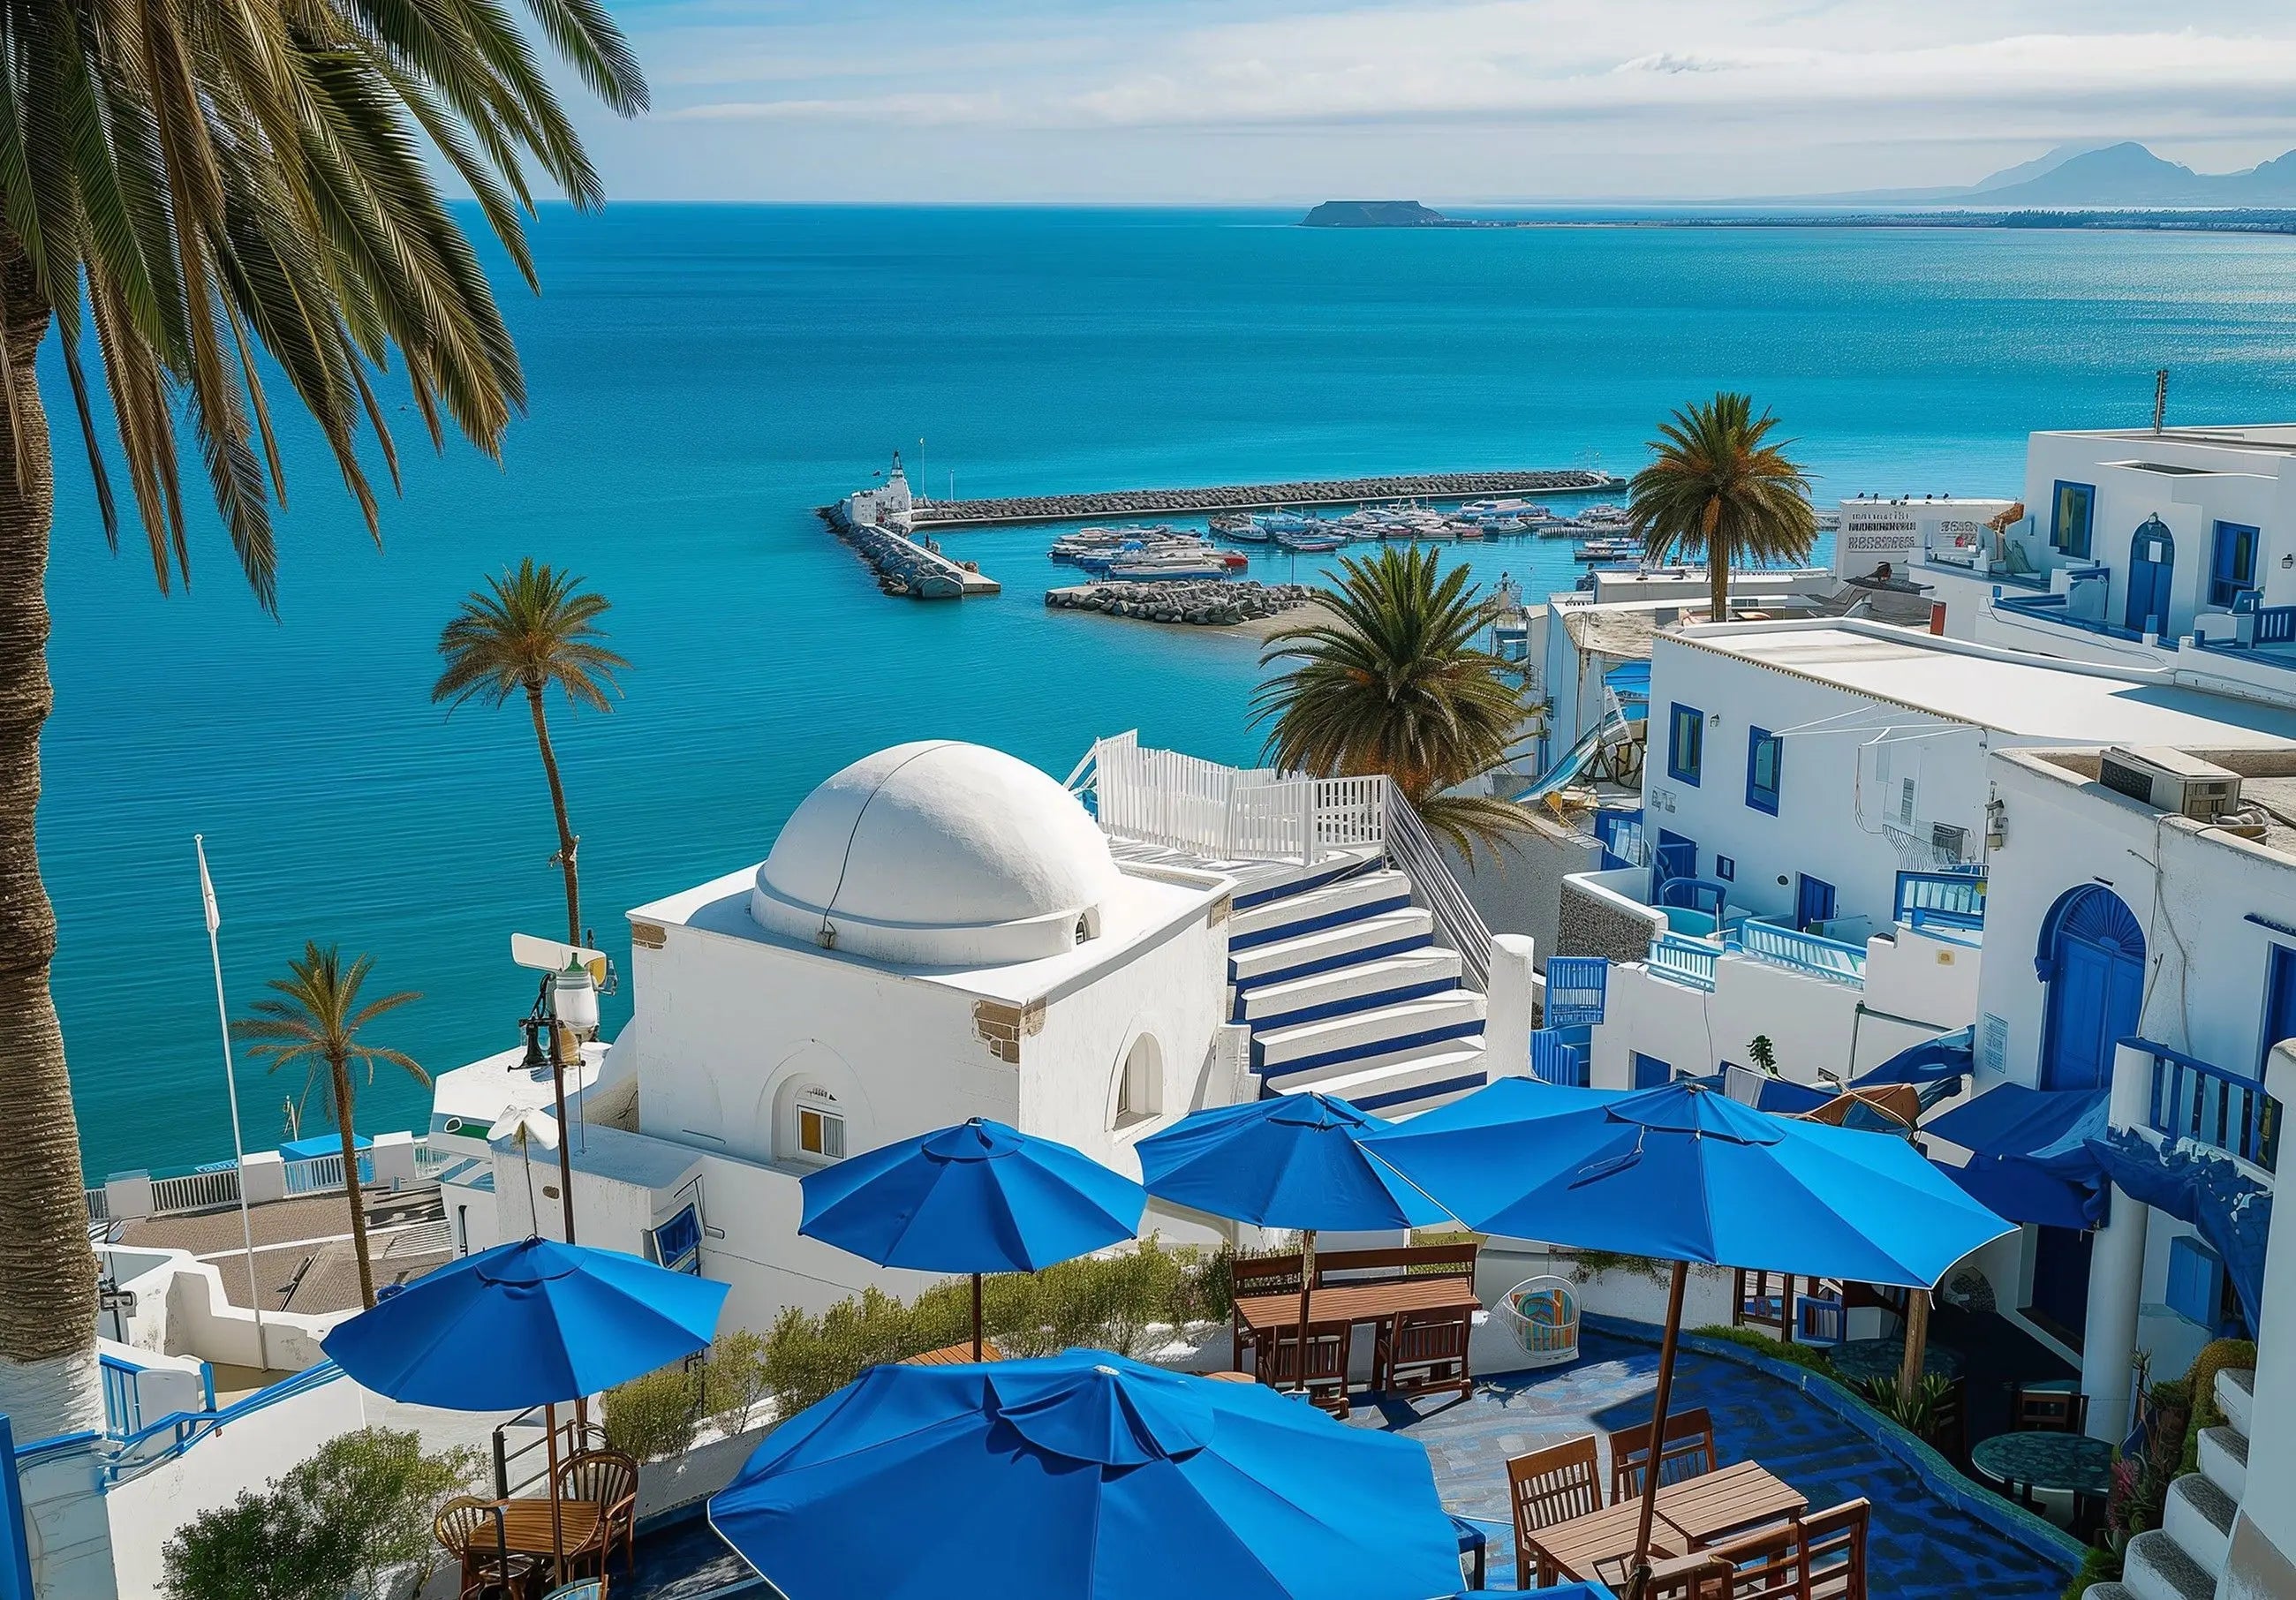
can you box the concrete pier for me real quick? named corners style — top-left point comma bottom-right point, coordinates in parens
top-left (897, 469), bottom-right (1626, 531)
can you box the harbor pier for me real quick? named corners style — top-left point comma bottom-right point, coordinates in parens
top-left (901, 468), bottom-right (1625, 531)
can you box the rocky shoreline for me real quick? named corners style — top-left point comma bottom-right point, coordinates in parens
top-left (1046, 579), bottom-right (1319, 627)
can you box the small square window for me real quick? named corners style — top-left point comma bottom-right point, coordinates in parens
top-left (1668, 704), bottom-right (1704, 786)
top-left (797, 1100), bottom-right (846, 1161)
top-left (1745, 728), bottom-right (1781, 816)
top-left (1715, 856), bottom-right (1735, 881)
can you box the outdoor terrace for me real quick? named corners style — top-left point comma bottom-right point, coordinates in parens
top-left (606, 1325), bottom-right (2083, 1599)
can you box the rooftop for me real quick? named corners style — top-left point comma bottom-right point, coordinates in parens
top-left (1672, 620), bottom-right (2296, 749)
top-left (2005, 745), bottom-right (2296, 867)
top-left (2042, 421), bottom-right (2296, 459)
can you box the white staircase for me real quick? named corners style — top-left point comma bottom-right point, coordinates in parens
top-left (2094, 1365), bottom-right (2255, 1600)
top-left (1225, 855), bottom-right (1490, 1117)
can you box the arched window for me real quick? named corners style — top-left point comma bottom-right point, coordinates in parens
top-left (790, 1086), bottom-right (845, 1163)
top-left (1114, 1035), bottom-right (1163, 1128)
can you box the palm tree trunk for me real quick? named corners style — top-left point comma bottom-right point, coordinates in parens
top-left (0, 240), bottom-right (102, 1438)
top-left (526, 682), bottom-right (580, 946)
top-left (332, 1057), bottom-right (376, 1309)
top-left (1709, 541), bottom-right (1730, 623)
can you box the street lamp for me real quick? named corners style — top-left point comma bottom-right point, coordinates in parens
top-left (521, 953), bottom-right (601, 1244)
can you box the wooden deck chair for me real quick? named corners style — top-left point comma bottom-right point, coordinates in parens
top-left (1607, 1405), bottom-right (1718, 1501)
top-left (1506, 1436), bottom-right (1604, 1589)
top-left (1800, 1498), bottom-right (1872, 1600)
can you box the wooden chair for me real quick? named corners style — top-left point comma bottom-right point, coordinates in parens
top-left (1258, 1317), bottom-right (1352, 1417)
top-left (1799, 1498), bottom-right (1871, 1600)
top-left (435, 1496), bottom-right (540, 1600)
top-left (2012, 1383), bottom-right (2088, 1434)
top-left (1505, 1436), bottom-right (1604, 1589)
top-left (555, 1450), bottom-right (639, 1580)
top-left (1687, 1521), bottom-right (1801, 1600)
top-left (1607, 1405), bottom-right (1718, 1501)
top-left (1230, 1252), bottom-right (1304, 1375)
top-left (1375, 1303), bottom-right (1472, 1400)
top-left (1312, 1242), bottom-right (1477, 1287)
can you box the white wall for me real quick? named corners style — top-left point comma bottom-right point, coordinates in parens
top-left (99, 1248), bottom-right (337, 1373)
top-left (104, 1371), bottom-right (368, 1600)
top-left (2224, 1045), bottom-right (2296, 1600)
top-left (18, 1437), bottom-right (115, 1600)
top-left (1644, 635), bottom-right (1992, 932)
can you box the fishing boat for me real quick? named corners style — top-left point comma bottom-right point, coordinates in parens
top-left (1212, 514), bottom-right (1272, 542)
top-left (1575, 537), bottom-right (1641, 562)
top-left (1106, 552), bottom-right (1231, 580)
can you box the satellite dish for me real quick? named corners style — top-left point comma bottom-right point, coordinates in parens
top-left (510, 932), bottom-right (608, 984)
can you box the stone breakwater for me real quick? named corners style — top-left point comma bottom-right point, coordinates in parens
top-left (903, 469), bottom-right (1624, 529)
top-left (1046, 579), bottom-right (1318, 626)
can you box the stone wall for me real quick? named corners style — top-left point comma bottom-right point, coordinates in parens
top-left (1452, 816), bottom-right (1601, 968)
top-left (1557, 878), bottom-right (1660, 962)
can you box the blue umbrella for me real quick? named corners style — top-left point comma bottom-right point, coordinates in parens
top-left (707, 1348), bottom-right (1462, 1600)
top-left (1365, 1078), bottom-right (2012, 1596)
top-left (1137, 1092), bottom-right (1448, 1398)
top-left (799, 1117), bottom-right (1145, 1357)
top-left (323, 1237), bottom-right (729, 1581)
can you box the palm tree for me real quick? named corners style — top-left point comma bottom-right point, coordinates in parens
top-left (1628, 393), bottom-right (1819, 624)
top-left (233, 945), bottom-right (425, 1311)
top-left (1254, 546), bottom-right (1528, 860)
top-left (0, 0), bottom-right (642, 1433)
top-left (433, 562), bottom-right (627, 945)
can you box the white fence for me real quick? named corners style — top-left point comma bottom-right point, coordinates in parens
top-left (148, 1168), bottom-right (240, 1215)
top-left (1084, 732), bottom-right (1387, 864)
top-left (88, 1137), bottom-right (433, 1226)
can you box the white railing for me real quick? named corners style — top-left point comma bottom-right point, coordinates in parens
top-left (413, 1141), bottom-right (455, 1180)
top-left (85, 1187), bottom-right (109, 1225)
top-left (1085, 733), bottom-right (1387, 864)
top-left (148, 1168), bottom-right (241, 1215)
top-left (283, 1151), bottom-right (376, 1196)
top-left (1383, 789), bottom-right (1493, 991)
top-left (1734, 918), bottom-right (1869, 987)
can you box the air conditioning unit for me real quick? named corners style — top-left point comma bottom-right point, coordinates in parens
top-left (1930, 822), bottom-right (1970, 861)
top-left (2097, 747), bottom-right (2244, 823)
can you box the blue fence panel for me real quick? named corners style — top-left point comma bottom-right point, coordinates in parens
top-left (1529, 1029), bottom-right (1589, 1088)
top-left (1895, 870), bottom-right (1988, 931)
top-left (98, 1355), bottom-right (140, 1439)
top-left (1545, 957), bottom-right (1608, 1026)
top-left (2258, 606), bottom-right (2296, 645)
top-left (2145, 1042), bottom-right (2280, 1173)
top-left (1737, 918), bottom-right (1869, 985)
top-left (1648, 932), bottom-right (1718, 992)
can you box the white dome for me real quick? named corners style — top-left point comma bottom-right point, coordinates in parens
top-left (751, 741), bottom-right (1120, 965)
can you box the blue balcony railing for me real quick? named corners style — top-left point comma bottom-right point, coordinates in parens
top-left (1733, 918), bottom-right (1868, 986)
top-left (98, 1355), bottom-right (140, 1438)
top-left (2144, 1042), bottom-right (2280, 1174)
top-left (1648, 932), bottom-right (1718, 992)
top-left (1895, 870), bottom-right (1987, 931)
top-left (1545, 956), bottom-right (1608, 1026)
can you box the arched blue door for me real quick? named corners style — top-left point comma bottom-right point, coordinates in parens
top-left (2125, 516), bottom-right (2175, 635)
top-left (2037, 885), bottom-right (2146, 1092)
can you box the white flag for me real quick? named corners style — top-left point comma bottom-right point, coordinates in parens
top-left (195, 835), bottom-right (220, 935)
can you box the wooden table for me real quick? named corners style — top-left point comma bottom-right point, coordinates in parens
top-left (902, 1340), bottom-right (1004, 1366)
top-left (488, 1498), bottom-right (604, 1559)
top-left (1524, 1464), bottom-right (1807, 1588)
top-left (1229, 1276), bottom-right (1479, 1335)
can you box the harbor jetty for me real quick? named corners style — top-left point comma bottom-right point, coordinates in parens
top-left (1046, 578), bottom-right (1317, 627)
top-left (903, 468), bottom-right (1623, 531)
top-left (822, 452), bottom-right (1001, 599)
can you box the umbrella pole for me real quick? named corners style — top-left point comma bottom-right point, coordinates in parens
top-left (1626, 1260), bottom-right (1689, 1600)
top-left (1294, 1227), bottom-right (1316, 1400)
top-left (544, 1399), bottom-right (568, 1589)
top-left (1898, 1287), bottom-right (1931, 1412)
top-left (972, 1272), bottom-right (984, 1362)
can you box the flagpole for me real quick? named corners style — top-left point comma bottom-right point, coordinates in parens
top-left (196, 836), bottom-right (266, 1370)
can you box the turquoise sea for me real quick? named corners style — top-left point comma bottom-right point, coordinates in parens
top-left (43, 206), bottom-right (2296, 1177)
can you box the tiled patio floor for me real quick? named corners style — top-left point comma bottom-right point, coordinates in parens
top-left (1348, 1328), bottom-right (2081, 1596)
top-left (622, 1328), bottom-right (2083, 1599)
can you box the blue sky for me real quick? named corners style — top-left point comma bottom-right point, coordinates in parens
top-left (564, 2), bottom-right (2296, 200)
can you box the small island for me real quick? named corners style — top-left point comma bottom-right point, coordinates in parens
top-left (1301, 200), bottom-right (1452, 228)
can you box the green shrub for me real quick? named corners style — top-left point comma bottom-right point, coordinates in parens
top-left (1858, 1371), bottom-right (1953, 1437)
top-left (603, 1362), bottom-right (702, 1461)
top-left (2064, 1542), bottom-right (2120, 1600)
top-left (701, 1329), bottom-right (773, 1436)
top-left (2179, 1338), bottom-right (2256, 1477)
top-left (1688, 1325), bottom-right (1832, 1374)
top-left (160, 1428), bottom-right (480, 1600)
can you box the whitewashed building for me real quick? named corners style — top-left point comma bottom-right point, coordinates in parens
top-left (428, 736), bottom-right (1534, 1336)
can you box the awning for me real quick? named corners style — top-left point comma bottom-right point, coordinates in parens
top-left (1720, 1065), bottom-right (1833, 1115)
top-left (1944, 1155), bottom-right (2104, 1231)
top-left (1922, 1083), bottom-right (2107, 1163)
top-left (280, 1133), bottom-right (373, 1161)
top-left (1859, 1026), bottom-right (1974, 1088)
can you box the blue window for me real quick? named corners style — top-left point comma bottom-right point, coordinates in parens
top-left (1632, 1052), bottom-right (1672, 1090)
top-left (1668, 704), bottom-right (1704, 785)
top-left (2211, 521), bottom-right (2261, 608)
top-left (1715, 855), bottom-right (1735, 881)
top-left (2165, 1234), bottom-right (2226, 1331)
top-left (1745, 728), bottom-right (1781, 815)
top-left (2050, 480), bottom-right (2095, 558)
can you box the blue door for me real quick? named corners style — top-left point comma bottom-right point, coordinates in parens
top-left (2125, 517), bottom-right (2175, 635)
top-left (1794, 874), bottom-right (1836, 932)
top-left (2262, 945), bottom-right (2296, 1072)
top-left (1654, 829), bottom-right (1696, 893)
top-left (2038, 886), bottom-right (2146, 1092)
top-left (2028, 1225), bottom-right (2096, 1345)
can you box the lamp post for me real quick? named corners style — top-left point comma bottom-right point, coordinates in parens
top-left (532, 957), bottom-right (599, 1245)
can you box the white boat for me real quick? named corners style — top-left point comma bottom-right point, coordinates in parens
top-left (1107, 553), bottom-right (1231, 579)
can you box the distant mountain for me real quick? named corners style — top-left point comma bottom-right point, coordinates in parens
top-left (1302, 200), bottom-right (1450, 228)
top-left (1800, 142), bottom-right (2296, 208)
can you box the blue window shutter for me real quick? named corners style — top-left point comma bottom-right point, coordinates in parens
top-left (2165, 1234), bottom-right (2224, 1328)
top-left (1669, 704), bottom-right (1703, 785)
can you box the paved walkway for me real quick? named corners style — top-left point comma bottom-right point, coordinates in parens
top-left (1347, 1328), bottom-right (2079, 1596)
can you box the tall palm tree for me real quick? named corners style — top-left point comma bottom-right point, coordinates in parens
top-left (0, 0), bottom-right (642, 1433)
top-left (233, 945), bottom-right (424, 1311)
top-left (432, 562), bottom-right (627, 945)
top-left (1628, 393), bottom-right (1819, 624)
top-left (1254, 546), bottom-right (1528, 860)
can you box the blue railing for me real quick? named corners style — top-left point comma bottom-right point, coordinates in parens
top-left (1529, 1028), bottom-right (1590, 1087)
top-left (1648, 932), bottom-right (1718, 992)
top-left (1895, 870), bottom-right (1987, 931)
top-left (97, 1355), bottom-right (140, 1439)
top-left (1544, 957), bottom-right (1608, 1026)
top-left (2144, 1042), bottom-right (2280, 1174)
top-left (2259, 606), bottom-right (2296, 645)
top-left (105, 1361), bottom-right (346, 1485)
top-left (1733, 918), bottom-right (1868, 985)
